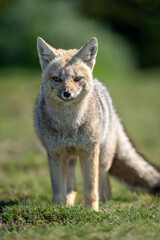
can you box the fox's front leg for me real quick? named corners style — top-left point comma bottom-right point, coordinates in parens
top-left (66, 158), bottom-right (77, 206)
top-left (80, 146), bottom-right (100, 211)
top-left (47, 152), bottom-right (67, 204)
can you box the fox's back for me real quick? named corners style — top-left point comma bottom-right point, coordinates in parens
top-left (93, 79), bottom-right (117, 143)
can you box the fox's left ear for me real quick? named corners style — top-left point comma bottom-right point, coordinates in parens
top-left (76, 37), bottom-right (98, 69)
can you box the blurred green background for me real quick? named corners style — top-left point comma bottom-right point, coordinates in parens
top-left (1, 0), bottom-right (160, 69)
top-left (0, 0), bottom-right (160, 238)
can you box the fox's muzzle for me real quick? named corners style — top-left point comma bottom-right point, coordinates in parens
top-left (58, 91), bottom-right (73, 102)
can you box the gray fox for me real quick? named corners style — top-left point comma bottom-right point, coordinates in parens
top-left (35, 37), bottom-right (160, 211)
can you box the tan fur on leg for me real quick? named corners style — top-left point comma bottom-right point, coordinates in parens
top-left (79, 146), bottom-right (99, 211)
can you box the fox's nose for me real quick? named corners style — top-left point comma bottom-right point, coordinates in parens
top-left (63, 91), bottom-right (71, 99)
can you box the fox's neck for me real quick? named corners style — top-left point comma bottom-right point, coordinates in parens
top-left (44, 92), bottom-right (92, 129)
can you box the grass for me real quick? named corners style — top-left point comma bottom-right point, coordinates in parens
top-left (0, 67), bottom-right (160, 239)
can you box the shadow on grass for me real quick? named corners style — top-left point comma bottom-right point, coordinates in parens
top-left (0, 200), bottom-right (19, 213)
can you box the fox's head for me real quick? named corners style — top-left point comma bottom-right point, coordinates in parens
top-left (37, 37), bottom-right (98, 103)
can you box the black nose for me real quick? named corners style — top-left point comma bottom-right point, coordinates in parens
top-left (63, 91), bottom-right (71, 98)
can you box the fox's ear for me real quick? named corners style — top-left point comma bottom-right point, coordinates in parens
top-left (37, 37), bottom-right (59, 70)
top-left (76, 37), bottom-right (98, 69)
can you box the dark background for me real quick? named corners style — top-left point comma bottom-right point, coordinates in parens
top-left (0, 0), bottom-right (160, 69)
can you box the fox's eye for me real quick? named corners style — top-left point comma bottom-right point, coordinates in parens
top-left (74, 76), bottom-right (82, 82)
top-left (51, 76), bottom-right (62, 82)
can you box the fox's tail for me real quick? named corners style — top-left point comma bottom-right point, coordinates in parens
top-left (109, 120), bottom-right (160, 194)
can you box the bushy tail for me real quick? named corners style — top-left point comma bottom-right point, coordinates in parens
top-left (109, 121), bottom-right (160, 194)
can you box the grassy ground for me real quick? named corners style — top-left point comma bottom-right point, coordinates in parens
top-left (0, 68), bottom-right (160, 239)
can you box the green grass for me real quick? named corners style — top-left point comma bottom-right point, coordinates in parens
top-left (0, 68), bottom-right (160, 239)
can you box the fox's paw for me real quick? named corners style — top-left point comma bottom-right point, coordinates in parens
top-left (66, 191), bottom-right (77, 206)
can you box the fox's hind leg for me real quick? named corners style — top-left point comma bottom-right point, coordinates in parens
top-left (66, 158), bottom-right (77, 206)
top-left (99, 170), bottom-right (111, 202)
top-left (99, 132), bottom-right (117, 202)
top-left (99, 152), bottom-right (114, 202)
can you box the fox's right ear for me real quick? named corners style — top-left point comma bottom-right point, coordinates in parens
top-left (37, 37), bottom-right (59, 70)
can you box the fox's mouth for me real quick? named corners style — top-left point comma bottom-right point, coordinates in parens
top-left (57, 94), bottom-right (73, 102)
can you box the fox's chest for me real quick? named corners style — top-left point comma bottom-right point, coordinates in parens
top-left (35, 96), bottom-right (100, 151)
top-left (41, 123), bottom-right (95, 151)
